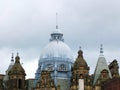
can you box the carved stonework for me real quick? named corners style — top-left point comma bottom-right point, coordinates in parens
top-left (35, 71), bottom-right (56, 90)
top-left (0, 74), bottom-right (4, 90)
top-left (94, 69), bottom-right (111, 90)
top-left (6, 54), bottom-right (26, 90)
top-left (72, 50), bottom-right (89, 72)
top-left (108, 59), bottom-right (119, 78)
top-left (70, 49), bottom-right (92, 90)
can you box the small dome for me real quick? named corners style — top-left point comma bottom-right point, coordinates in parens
top-left (40, 40), bottom-right (73, 62)
top-left (73, 50), bottom-right (89, 70)
top-left (8, 55), bottom-right (26, 75)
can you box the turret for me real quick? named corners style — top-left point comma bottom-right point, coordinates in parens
top-left (7, 53), bottom-right (26, 90)
top-left (70, 48), bottom-right (92, 90)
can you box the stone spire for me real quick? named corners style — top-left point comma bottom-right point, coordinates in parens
top-left (6, 53), bottom-right (15, 73)
top-left (93, 45), bottom-right (112, 85)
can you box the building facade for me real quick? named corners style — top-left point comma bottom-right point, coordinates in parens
top-left (102, 77), bottom-right (120, 90)
top-left (70, 49), bottom-right (92, 90)
top-left (0, 30), bottom-right (120, 90)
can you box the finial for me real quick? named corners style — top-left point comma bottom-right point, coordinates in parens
top-left (79, 46), bottom-right (81, 50)
top-left (56, 13), bottom-right (58, 29)
top-left (17, 52), bottom-right (19, 56)
top-left (100, 44), bottom-right (103, 54)
top-left (78, 46), bottom-right (83, 58)
top-left (12, 53), bottom-right (14, 59)
top-left (15, 52), bottom-right (20, 63)
top-left (11, 53), bottom-right (14, 61)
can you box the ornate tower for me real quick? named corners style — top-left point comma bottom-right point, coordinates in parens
top-left (7, 53), bottom-right (26, 90)
top-left (70, 49), bottom-right (92, 90)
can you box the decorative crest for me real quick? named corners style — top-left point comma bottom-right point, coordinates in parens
top-left (17, 52), bottom-right (19, 56)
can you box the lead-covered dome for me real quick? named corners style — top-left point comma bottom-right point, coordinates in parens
top-left (40, 41), bottom-right (72, 59)
top-left (39, 29), bottom-right (73, 62)
top-left (35, 27), bottom-right (73, 90)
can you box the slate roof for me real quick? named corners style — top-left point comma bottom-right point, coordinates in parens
top-left (93, 55), bottom-right (112, 85)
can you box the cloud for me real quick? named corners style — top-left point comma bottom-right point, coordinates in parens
top-left (23, 59), bottom-right (38, 79)
top-left (0, 0), bottom-right (120, 49)
top-left (0, 0), bottom-right (120, 78)
top-left (0, 47), bottom-right (12, 74)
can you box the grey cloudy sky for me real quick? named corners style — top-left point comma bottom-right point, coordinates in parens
top-left (0, 0), bottom-right (120, 78)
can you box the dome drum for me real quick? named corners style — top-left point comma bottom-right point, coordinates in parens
top-left (38, 62), bottom-right (72, 72)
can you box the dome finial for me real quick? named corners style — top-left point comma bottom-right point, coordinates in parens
top-left (11, 53), bottom-right (14, 62)
top-left (17, 52), bottom-right (19, 56)
top-left (56, 13), bottom-right (58, 29)
top-left (78, 46), bottom-right (83, 58)
top-left (15, 52), bottom-right (20, 63)
top-left (100, 44), bottom-right (103, 54)
top-left (79, 46), bottom-right (81, 50)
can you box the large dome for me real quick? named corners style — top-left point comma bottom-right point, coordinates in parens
top-left (35, 28), bottom-right (74, 90)
top-left (39, 29), bottom-right (73, 62)
top-left (40, 40), bottom-right (72, 60)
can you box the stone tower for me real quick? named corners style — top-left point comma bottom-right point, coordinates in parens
top-left (7, 53), bottom-right (26, 90)
top-left (70, 49), bottom-right (92, 90)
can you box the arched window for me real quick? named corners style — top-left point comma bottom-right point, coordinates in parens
top-left (46, 64), bottom-right (53, 71)
top-left (58, 64), bottom-right (67, 71)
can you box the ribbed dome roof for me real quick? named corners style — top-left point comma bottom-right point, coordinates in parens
top-left (39, 29), bottom-right (73, 62)
top-left (40, 40), bottom-right (73, 61)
